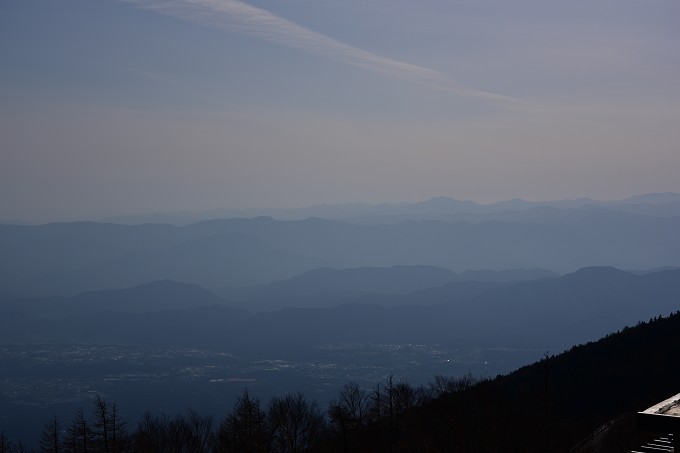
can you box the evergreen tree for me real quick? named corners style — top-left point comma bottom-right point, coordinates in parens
top-left (39, 415), bottom-right (60, 453)
top-left (216, 389), bottom-right (268, 453)
top-left (63, 408), bottom-right (91, 453)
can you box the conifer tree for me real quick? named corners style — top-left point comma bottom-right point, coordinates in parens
top-left (39, 415), bottom-right (60, 453)
top-left (217, 388), bottom-right (268, 453)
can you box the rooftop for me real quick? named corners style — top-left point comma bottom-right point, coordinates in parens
top-left (636, 393), bottom-right (680, 453)
top-left (641, 393), bottom-right (680, 420)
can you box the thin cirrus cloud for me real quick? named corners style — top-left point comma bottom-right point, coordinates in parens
top-left (123, 0), bottom-right (515, 103)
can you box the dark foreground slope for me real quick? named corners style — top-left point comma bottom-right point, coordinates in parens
top-left (344, 311), bottom-right (680, 453)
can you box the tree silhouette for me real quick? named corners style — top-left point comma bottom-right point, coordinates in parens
top-left (91, 396), bottom-right (129, 453)
top-left (132, 410), bottom-right (211, 453)
top-left (216, 389), bottom-right (268, 453)
top-left (92, 396), bottom-right (110, 453)
top-left (0, 432), bottom-right (14, 453)
top-left (267, 393), bottom-right (324, 453)
top-left (13, 441), bottom-right (36, 453)
top-left (182, 409), bottom-right (214, 453)
top-left (335, 382), bottom-right (368, 428)
top-left (368, 383), bottom-right (382, 423)
top-left (39, 415), bottom-right (60, 453)
top-left (131, 412), bottom-right (169, 453)
top-left (63, 408), bottom-right (91, 453)
top-left (328, 382), bottom-right (369, 452)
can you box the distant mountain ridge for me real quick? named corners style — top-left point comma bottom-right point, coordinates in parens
top-left (2, 193), bottom-right (679, 299)
top-left (215, 265), bottom-right (457, 310)
top-left (3, 209), bottom-right (680, 297)
top-left (0, 280), bottom-right (228, 318)
top-left (93, 192), bottom-right (680, 225)
top-left (2, 267), bottom-right (678, 356)
top-left (215, 266), bottom-right (556, 311)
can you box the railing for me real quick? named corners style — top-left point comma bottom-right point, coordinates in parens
top-left (631, 433), bottom-right (674, 453)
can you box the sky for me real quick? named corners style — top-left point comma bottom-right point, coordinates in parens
top-left (1, 0), bottom-right (679, 222)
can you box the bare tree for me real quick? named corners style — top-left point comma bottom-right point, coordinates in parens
top-left (268, 393), bottom-right (324, 453)
top-left (91, 396), bottom-right (128, 453)
top-left (368, 383), bottom-right (382, 423)
top-left (328, 382), bottom-right (369, 451)
top-left (336, 382), bottom-right (368, 428)
top-left (392, 380), bottom-right (416, 434)
top-left (429, 373), bottom-right (480, 399)
top-left (132, 412), bottom-right (169, 453)
top-left (429, 374), bottom-right (455, 398)
top-left (387, 375), bottom-right (394, 431)
top-left (182, 409), bottom-right (214, 453)
top-left (0, 432), bottom-right (14, 453)
top-left (133, 410), bottom-right (211, 453)
top-left (414, 383), bottom-right (431, 406)
top-left (92, 396), bottom-right (110, 453)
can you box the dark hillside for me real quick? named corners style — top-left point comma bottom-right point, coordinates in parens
top-left (346, 311), bottom-right (680, 452)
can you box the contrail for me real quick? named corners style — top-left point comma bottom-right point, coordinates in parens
top-left (124, 0), bottom-right (515, 102)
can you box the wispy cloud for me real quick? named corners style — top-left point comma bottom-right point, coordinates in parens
top-left (123, 0), bottom-right (515, 103)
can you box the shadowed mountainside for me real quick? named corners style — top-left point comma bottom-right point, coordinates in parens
top-left (339, 310), bottom-right (680, 452)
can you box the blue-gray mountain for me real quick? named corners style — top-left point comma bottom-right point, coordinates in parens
top-left (215, 266), bottom-right (555, 311)
top-left (1, 206), bottom-right (679, 298)
top-left (2, 267), bottom-right (678, 354)
top-left (99, 192), bottom-right (680, 225)
top-left (0, 280), bottom-right (227, 318)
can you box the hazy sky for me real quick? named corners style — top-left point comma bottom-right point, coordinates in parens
top-left (1, 0), bottom-right (679, 221)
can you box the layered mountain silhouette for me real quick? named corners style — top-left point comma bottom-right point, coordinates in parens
top-left (3, 194), bottom-right (679, 451)
top-left (98, 192), bottom-right (680, 225)
top-left (2, 267), bottom-right (678, 355)
top-left (215, 266), bottom-right (556, 311)
top-left (0, 279), bottom-right (228, 318)
top-left (2, 205), bottom-right (680, 297)
top-left (215, 265), bottom-right (458, 311)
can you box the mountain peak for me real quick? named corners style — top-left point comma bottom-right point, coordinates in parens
top-left (619, 192), bottom-right (680, 204)
top-left (562, 266), bottom-right (633, 282)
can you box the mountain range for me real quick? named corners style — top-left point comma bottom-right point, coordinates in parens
top-left (2, 267), bottom-right (678, 356)
top-left (2, 193), bottom-right (680, 451)
top-left (2, 202), bottom-right (680, 298)
top-left (98, 192), bottom-right (680, 225)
